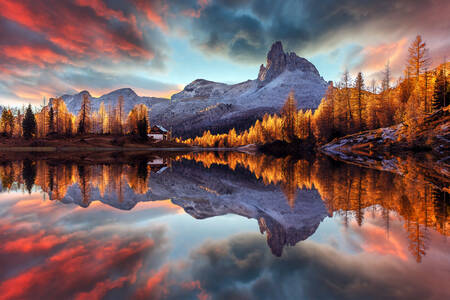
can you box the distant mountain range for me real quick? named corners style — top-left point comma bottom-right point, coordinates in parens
top-left (51, 88), bottom-right (168, 115)
top-left (52, 41), bottom-right (328, 137)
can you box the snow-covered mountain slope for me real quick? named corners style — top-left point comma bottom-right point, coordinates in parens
top-left (52, 41), bottom-right (328, 137)
top-left (150, 42), bottom-right (328, 136)
top-left (170, 41), bottom-right (327, 110)
top-left (50, 88), bottom-right (168, 115)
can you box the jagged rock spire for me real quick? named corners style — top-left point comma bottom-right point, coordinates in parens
top-left (257, 41), bottom-right (321, 87)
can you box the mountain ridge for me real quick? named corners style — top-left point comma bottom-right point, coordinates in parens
top-left (50, 41), bottom-right (328, 137)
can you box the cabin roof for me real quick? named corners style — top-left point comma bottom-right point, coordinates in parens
top-left (150, 125), bottom-right (168, 133)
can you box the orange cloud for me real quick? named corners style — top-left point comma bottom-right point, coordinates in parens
top-left (2, 230), bottom-right (69, 253)
top-left (133, 0), bottom-right (169, 31)
top-left (345, 212), bottom-right (410, 261)
top-left (181, 280), bottom-right (209, 300)
top-left (0, 1), bottom-right (44, 32)
top-left (133, 266), bottom-right (170, 299)
top-left (75, 0), bottom-right (128, 23)
top-left (357, 223), bottom-right (408, 260)
top-left (0, 230), bottom-right (154, 300)
top-left (0, 0), bottom-right (153, 63)
top-left (353, 38), bottom-right (408, 77)
top-left (2, 46), bottom-right (68, 67)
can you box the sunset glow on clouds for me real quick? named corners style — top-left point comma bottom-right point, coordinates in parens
top-left (0, 0), bottom-right (449, 106)
top-left (1, 191), bottom-right (449, 300)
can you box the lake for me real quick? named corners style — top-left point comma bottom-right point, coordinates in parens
top-left (0, 151), bottom-right (448, 300)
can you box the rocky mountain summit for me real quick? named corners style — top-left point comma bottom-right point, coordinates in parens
top-left (170, 41), bottom-right (326, 109)
top-left (53, 41), bottom-right (327, 137)
top-left (257, 41), bottom-right (321, 87)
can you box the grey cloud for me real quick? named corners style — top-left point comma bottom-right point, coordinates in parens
top-left (174, 0), bottom-right (446, 63)
top-left (163, 232), bottom-right (448, 300)
top-left (59, 67), bottom-right (178, 92)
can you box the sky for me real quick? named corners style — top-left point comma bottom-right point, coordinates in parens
top-left (0, 0), bottom-right (449, 106)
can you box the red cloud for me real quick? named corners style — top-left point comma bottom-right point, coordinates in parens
top-left (0, 0), bottom-right (153, 67)
top-left (2, 230), bottom-right (69, 253)
top-left (2, 45), bottom-right (69, 67)
top-left (133, 0), bottom-right (169, 31)
top-left (0, 229), bottom-right (154, 299)
top-left (75, 0), bottom-right (128, 23)
top-left (133, 266), bottom-right (170, 299)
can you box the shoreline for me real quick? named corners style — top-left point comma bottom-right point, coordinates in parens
top-left (0, 146), bottom-right (195, 152)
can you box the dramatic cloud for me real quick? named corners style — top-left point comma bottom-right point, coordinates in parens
top-left (178, 0), bottom-right (450, 79)
top-left (0, 184), bottom-right (449, 299)
top-left (183, 0), bottom-right (449, 55)
top-left (0, 0), bottom-right (448, 105)
top-left (0, 0), bottom-right (172, 105)
top-left (174, 232), bottom-right (450, 300)
top-left (0, 193), bottom-right (179, 299)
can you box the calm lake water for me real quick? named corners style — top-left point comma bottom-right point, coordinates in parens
top-left (0, 152), bottom-right (448, 300)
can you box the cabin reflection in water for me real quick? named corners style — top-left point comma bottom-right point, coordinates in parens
top-left (147, 157), bottom-right (169, 174)
top-left (0, 152), bottom-right (448, 261)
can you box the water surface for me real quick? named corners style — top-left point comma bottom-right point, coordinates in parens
top-left (0, 152), bottom-right (448, 299)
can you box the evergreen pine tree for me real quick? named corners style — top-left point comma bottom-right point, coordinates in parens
top-left (137, 118), bottom-right (148, 140)
top-left (432, 69), bottom-right (449, 110)
top-left (48, 106), bottom-right (55, 133)
top-left (22, 159), bottom-right (36, 194)
top-left (22, 104), bottom-right (37, 139)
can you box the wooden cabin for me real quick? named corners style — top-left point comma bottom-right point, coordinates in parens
top-left (148, 125), bottom-right (168, 141)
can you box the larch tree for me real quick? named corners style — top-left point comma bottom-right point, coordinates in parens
top-left (1, 109), bottom-right (14, 137)
top-left (380, 61), bottom-right (395, 127)
top-left (127, 104), bottom-right (149, 136)
top-left (342, 70), bottom-right (353, 128)
top-left (354, 72), bottom-right (365, 130)
top-left (77, 93), bottom-right (91, 135)
top-left (281, 91), bottom-right (298, 142)
top-left (313, 86), bottom-right (335, 142)
top-left (407, 35), bottom-right (430, 81)
top-left (98, 102), bottom-right (106, 134)
top-left (118, 95), bottom-right (124, 135)
top-left (15, 109), bottom-right (23, 137)
top-left (382, 61), bottom-right (391, 92)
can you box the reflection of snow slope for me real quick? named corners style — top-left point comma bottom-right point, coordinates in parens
top-left (58, 160), bottom-right (327, 256)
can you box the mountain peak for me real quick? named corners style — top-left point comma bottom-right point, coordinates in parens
top-left (103, 88), bottom-right (137, 97)
top-left (257, 41), bottom-right (320, 87)
top-left (78, 90), bottom-right (91, 97)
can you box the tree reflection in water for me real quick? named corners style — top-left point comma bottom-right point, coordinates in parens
top-left (0, 152), bottom-right (448, 262)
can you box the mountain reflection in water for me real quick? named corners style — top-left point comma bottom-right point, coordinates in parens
top-left (0, 152), bottom-right (448, 299)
